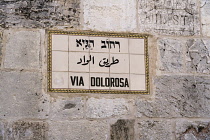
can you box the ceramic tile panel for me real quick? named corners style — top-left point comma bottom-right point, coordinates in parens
top-left (52, 35), bottom-right (68, 51)
top-left (69, 72), bottom-right (89, 89)
top-left (52, 51), bottom-right (68, 72)
top-left (69, 35), bottom-right (90, 52)
top-left (89, 52), bottom-right (110, 73)
top-left (109, 37), bottom-right (129, 53)
top-left (130, 74), bottom-right (146, 90)
top-left (129, 38), bottom-right (144, 54)
top-left (89, 36), bottom-right (110, 53)
top-left (130, 54), bottom-right (145, 74)
top-left (52, 72), bottom-right (69, 88)
top-left (110, 53), bottom-right (129, 74)
top-left (89, 73), bottom-right (110, 90)
top-left (110, 73), bottom-right (130, 90)
top-left (69, 52), bottom-right (90, 72)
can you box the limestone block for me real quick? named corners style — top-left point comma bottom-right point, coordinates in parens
top-left (4, 30), bottom-right (41, 70)
top-left (138, 0), bottom-right (200, 36)
top-left (158, 38), bottom-right (184, 72)
top-left (110, 119), bottom-right (134, 140)
top-left (0, 71), bottom-right (49, 119)
top-left (0, 31), bottom-right (2, 67)
top-left (186, 39), bottom-right (210, 74)
top-left (201, 0), bottom-right (210, 36)
top-left (83, 0), bottom-right (136, 32)
top-left (136, 76), bottom-right (210, 118)
top-left (7, 120), bottom-right (48, 140)
top-left (0, 121), bottom-right (6, 140)
top-left (86, 97), bottom-right (130, 118)
top-left (0, 0), bottom-right (80, 28)
top-left (48, 120), bottom-right (109, 140)
top-left (49, 97), bottom-right (85, 120)
top-left (176, 120), bottom-right (210, 140)
top-left (135, 120), bottom-right (173, 140)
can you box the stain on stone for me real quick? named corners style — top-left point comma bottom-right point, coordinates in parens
top-left (180, 123), bottom-right (210, 140)
top-left (110, 119), bottom-right (134, 140)
top-left (8, 121), bottom-right (48, 140)
top-left (64, 103), bottom-right (76, 109)
top-left (0, 0), bottom-right (80, 28)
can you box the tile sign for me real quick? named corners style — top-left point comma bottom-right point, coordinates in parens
top-left (48, 31), bottom-right (149, 94)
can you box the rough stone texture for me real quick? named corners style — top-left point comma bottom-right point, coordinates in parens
top-left (0, 30), bottom-right (2, 67)
top-left (7, 120), bottom-right (48, 140)
top-left (138, 0), bottom-right (200, 36)
top-left (176, 120), bottom-right (210, 140)
top-left (0, 0), bottom-right (80, 28)
top-left (158, 38), bottom-right (184, 72)
top-left (186, 39), bottom-right (210, 74)
top-left (4, 30), bottom-right (41, 70)
top-left (201, 0), bottom-right (210, 36)
top-left (86, 98), bottom-right (130, 118)
top-left (83, 0), bottom-right (136, 32)
top-left (48, 120), bottom-right (109, 140)
top-left (135, 120), bottom-right (173, 140)
top-left (0, 71), bottom-right (49, 119)
top-left (136, 75), bottom-right (210, 118)
top-left (0, 121), bottom-right (6, 140)
top-left (110, 119), bottom-right (134, 140)
top-left (49, 97), bottom-right (84, 120)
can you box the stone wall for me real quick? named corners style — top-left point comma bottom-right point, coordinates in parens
top-left (0, 0), bottom-right (210, 140)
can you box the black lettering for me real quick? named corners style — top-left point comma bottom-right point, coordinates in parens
top-left (96, 77), bottom-right (100, 87)
top-left (120, 78), bottom-right (124, 87)
top-left (79, 76), bottom-right (84, 86)
top-left (101, 77), bottom-right (105, 87)
top-left (115, 78), bottom-right (119, 87)
top-left (125, 78), bottom-right (129, 87)
top-left (111, 78), bottom-right (115, 87)
top-left (70, 76), bottom-right (78, 86)
top-left (91, 77), bottom-right (95, 86)
top-left (105, 78), bottom-right (110, 87)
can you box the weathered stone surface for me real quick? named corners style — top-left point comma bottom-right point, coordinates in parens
top-left (0, 30), bottom-right (2, 67)
top-left (86, 98), bottom-right (130, 118)
top-left (138, 0), bottom-right (200, 36)
top-left (0, 71), bottom-right (49, 119)
top-left (201, 0), bottom-right (210, 36)
top-left (7, 121), bottom-right (48, 140)
top-left (158, 38), bottom-right (184, 72)
top-left (0, 121), bottom-right (6, 140)
top-left (49, 97), bottom-right (84, 120)
top-left (186, 39), bottom-right (210, 74)
top-left (48, 120), bottom-right (109, 140)
top-left (0, 0), bottom-right (80, 28)
top-left (110, 119), bottom-right (134, 140)
top-left (136, 76), bottom-right (210, 118)
top-left (176, 120), bottom-right (210, 140)
top-left (135, 120), bottom-right (173, 140)
top-left (83, 0), bottom-right (136, 32)
top-left (4, 30), bottom-right (41, 70)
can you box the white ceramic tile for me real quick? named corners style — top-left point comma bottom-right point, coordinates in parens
top-left (52, 35), bottom-right (68, 51)
top-left (69, 52), bottom-right (90, 72)
top-left (89, 36), bottom-right (110, 52)
top-left (129, 38), bottom-right (144, 54)
top-left (69, 72), bottom-right (89, 89)
top-left (90, 73), bottom-right (110, 90)
top-left (110, 73), bottom-right (130, 90)
top-left (52, 72), bottom-right (68, 88)
top-left (52, 51), bottom-right (68, 71)
top-left (69, 35), bottom-right (90, 52)
top-left (130, 74), bottom-right (146, 90)
top-left (90, 52), bottom-right (109, 73)
top-left (130, 54), bottom-right (145, 74)
top-left (110, 53), bottom-right (129, 74)
top-left (109, 37), bottom-right (128, 53)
